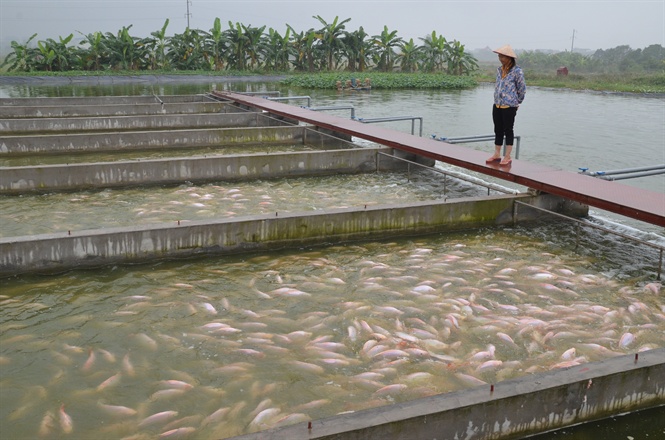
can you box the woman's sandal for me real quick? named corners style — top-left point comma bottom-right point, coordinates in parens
top-left (499, 157), bottom-right (512, 166)
top-left (486, 156), bottom-right (501, 163)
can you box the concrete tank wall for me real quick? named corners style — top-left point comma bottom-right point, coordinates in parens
top-left (0, 193), bottom-right (564, 276)
top-left (0, 94), bottom-right (215, 107)
top-left (0, 147), bottom-right (388, 193)
top-left (228, 349), bottom-right (665, 440)
top-left (0, 110), bottom-right (288, 135)
top-left (0, 101), bottom-right (228, 118)
top-left (0, 125), bottom-right (346, 156)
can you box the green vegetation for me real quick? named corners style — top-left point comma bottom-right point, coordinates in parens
top-left (475, 70), bottom-right (665, 93)
top-left (1, 16), bottom-right (662, 93)
top-left (0, 17), bottom-right (477, 76)
top-left (279, 72), bottom-right (476, 89)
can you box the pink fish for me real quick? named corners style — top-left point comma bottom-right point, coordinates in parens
top-left (159, 427), bottom-right (196, 438)
top-left (158, 380), bottom-right (193, 390)
top-left (138, 410), bottom-right (179, 429)
top-left (38, 410), bottom-right (56, 437)
top-left (619, 332), bottom-right (635, 348)
top-left (97, 402), bottom-right (137, 417)
top-left (122, 353), bottom-right (135, 377)
top-left (476, 360), bottom-right (503, 372)
top-left (59, 404), bottom-right (73, 434)
top-left (561, 348), bottom-right (576, 360)
top-left (373, 383), bottom-right (407, 397)
top-left (81, 349), bottom-right (96, 373)
top-left (373, 349), bottom-right (409, 360)
top-left (96, 372), bottom-right (121, 391)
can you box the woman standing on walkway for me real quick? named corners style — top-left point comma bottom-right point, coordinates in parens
top-left (486, 45), bottom-right (526, 166)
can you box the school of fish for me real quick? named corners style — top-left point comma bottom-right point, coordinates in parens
top-left (1, 232), bottom-right (663, 439)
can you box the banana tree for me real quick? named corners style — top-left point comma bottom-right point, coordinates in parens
top-left (287, 26), bottom-right (319, 72)
top-left (372, 26), bottom-right (402, 72)
top-left (396, 38), bottom-right (422, 73)
top-left (77, 31), bottom-right (104, 71)
top-left (1, 33), bottom-right (39, 72)
top-left (445, 40), bottom-right (478, 75)
top-left (242, 24), bottom-right (267, 70)
top-left (225, 22), bottom-right (250, 70)
top-left (102, 26), bottom-right (146, 70)
top-left (167, 28), bottom-right (208, 70)
top-left (263, 27), bottom-right (291, 71)
top-left (420, 30), bottom-right (448, 73)
top-left (312, 15), bottom-right (350, 70)
top-left (145, 19), bottom-right (171, 70)
top-left (201, 17), bottom-right (227, 71)
top-left (36, 34), bottom-right (75, 71)
top-left (342, 27), bottom-right (373, 72)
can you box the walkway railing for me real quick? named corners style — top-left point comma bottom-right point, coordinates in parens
top-left (433, 134), bottom-right (522, 159)
top-left (514, 200), bottom-right (664, 280)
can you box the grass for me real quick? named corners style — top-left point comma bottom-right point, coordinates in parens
top-left (1, 68), bottom-right (663, 94)
top-left (475, 69), bottom-right (665, 94)
top-left (278, 72), bottom-right (477, 89)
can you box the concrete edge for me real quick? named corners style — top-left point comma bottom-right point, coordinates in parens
top-left (228, 348), bottom-right (665, 440)
top-left (0, 194), bottom-right (544, 277)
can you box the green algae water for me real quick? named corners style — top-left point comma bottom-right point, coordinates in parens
top-left (1, 231), bottom-right (664, 439)
top-left (0, 78), bottom-right (663, 439)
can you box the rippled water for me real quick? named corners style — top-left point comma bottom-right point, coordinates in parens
top-left (0, 144), bottom-right (315, 167)
top-left (0, 169), bottom-right (485, 238)
top-left (2, 232), bottom-right (663, 439)
top-left (0, 79), bottom-right (663, 439)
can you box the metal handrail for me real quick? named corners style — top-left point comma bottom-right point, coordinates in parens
top-left (304, 105), bottom-right (356, 120)
top-left (357, 116), bottom-right (423, 137)
top-left (432, 134), bottom-right (521, 159)
top-left (514, 200), bottom-right (664, 279)
top-left (267, 96), bottom-right (312, 107)
top-left (239, 91), bottom-right (281, 97)
top-left (376, 151), bottom-right (518, 196)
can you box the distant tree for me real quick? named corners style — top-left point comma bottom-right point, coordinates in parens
top-left (312, 15), bottom-right (350, 70)
top-left (1, 33), bottom-right (39, 72)
top-left (372, 26), bottom-right (402, 72)
top-left (76, 31), bottom-right (104, 71)
top-left (396, 38), bottom-right (422, 73)
top-left (201, 18), bottom-right (227, 71)
top-left (144, 19), bottom-right (171, 70)
top-left (342, 26), bottom-right (373, 72)
top-left (420, 31), bottom-right (448, 72)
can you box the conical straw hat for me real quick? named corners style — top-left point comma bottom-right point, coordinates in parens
top-left (493, 44), bottom-right (517, 59)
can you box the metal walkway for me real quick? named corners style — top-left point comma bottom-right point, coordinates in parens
top-left (216, 91), bottom-right (665, 228)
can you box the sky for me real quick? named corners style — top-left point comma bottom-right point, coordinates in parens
top-left (1, 0), bottom-right (664, 54)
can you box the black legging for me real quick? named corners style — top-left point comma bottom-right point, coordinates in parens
top-left (492, 105), bottom-right (518, 146)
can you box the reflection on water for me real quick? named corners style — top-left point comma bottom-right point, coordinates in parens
top-left (1, 232), bottom-right (663, 439)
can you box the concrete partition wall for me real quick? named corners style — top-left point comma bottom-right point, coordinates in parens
top-left (0, 109), bottom-right (282, 135)
top-left (229, 349), bottom-right (665, 440)
top-left (0, 126), bottom-right (350, 156)
top-left (0, 94), bottom-right (216, 107)
top-left (0, 102), bottom-right (229, 118)
top-left (0, 194), bottom-right (560, 276)
top-left (0, 148), bottom-right (387, 193)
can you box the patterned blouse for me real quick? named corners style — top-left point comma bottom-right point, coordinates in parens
top-left (494, 65), bottom-right (526, 108)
